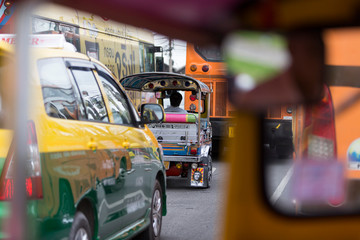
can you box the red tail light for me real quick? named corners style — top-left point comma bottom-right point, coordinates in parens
top-left (190, 148), bottom-right (198, 155)
top-left (0, 121), bottom-right (43, 200)
top-left (304, 85), bottom-right (337, 160)
top-left (202, 65), bottom-right (209, 72)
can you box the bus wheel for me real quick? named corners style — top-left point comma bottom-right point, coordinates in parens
top-left (69, 211), bottom-right (92, 240)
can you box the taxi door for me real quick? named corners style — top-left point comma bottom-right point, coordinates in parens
top-left (121, 127), bottom-right (154, 223)
top-left (66, 60), bottom-right (134, 238)
top-left (93, 65), bottom-right (152, 230)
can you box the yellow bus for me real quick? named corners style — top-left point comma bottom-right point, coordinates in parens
top-left (0, 2), bottom-right (161, 108)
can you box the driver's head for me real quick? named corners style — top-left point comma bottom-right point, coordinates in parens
top-left (170, 92), bottom-right (182, 107)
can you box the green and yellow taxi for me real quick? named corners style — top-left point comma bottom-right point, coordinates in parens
top-left (0, 35), bottom-right (166, 239)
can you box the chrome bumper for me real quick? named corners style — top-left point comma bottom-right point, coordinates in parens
top-left (163, 155), bottom-right (201, 162)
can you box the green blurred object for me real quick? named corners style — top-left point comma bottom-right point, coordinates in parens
top-left (223, 31), bottom-right (290, 90)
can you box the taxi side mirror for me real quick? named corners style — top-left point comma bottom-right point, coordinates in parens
top-left (140, 103), bottom-right (164, 124)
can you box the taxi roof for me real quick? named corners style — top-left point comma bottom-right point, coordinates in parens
top-left (0, 34), bottom-right (91, 61)
top-left (30, 47), bottom-right (90, 60)
top-left (120, 72), bottom-right (211, 93)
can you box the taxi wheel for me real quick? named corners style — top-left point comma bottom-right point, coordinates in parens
top-left (69, 211), bottom-right (92, 240)
top-left (135, 180), bottom-right (162, 240)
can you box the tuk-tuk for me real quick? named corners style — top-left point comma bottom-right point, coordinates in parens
top-left (120, 72), bottom-right (213, 188)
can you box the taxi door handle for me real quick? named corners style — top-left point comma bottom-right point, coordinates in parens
top-left (87, 139), bottom-right (98, 151)
top-left (145, 168), bottom-right (152, 172)
top-left (122, 141), bottom-right (130, 149)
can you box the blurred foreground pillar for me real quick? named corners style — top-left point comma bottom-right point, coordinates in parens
top-left (222, 112), bottom-right (260, 240)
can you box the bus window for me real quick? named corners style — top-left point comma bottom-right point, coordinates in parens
top-left (195, 45), bottom-right (223, 62)
top-left (143, 43), bottom-right (155, 72)
top-left (32, 17), bottom-right (81, 51)
top-left (139, 43), bottom-right (144, 72)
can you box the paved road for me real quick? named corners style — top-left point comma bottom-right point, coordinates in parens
top-left (161, 161), bottom-right (229, 240)
top-left (160, 155), bottom-right (295, 240)
top-left (264, 151), bottom-right (295, 214)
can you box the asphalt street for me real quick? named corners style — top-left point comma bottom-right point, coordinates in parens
top-left (161, 161), bottom-right (229, 240)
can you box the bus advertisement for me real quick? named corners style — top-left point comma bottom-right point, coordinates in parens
top-left (0, 2), bottom-right (162, 109)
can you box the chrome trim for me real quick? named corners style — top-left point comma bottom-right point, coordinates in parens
top-left (163, 155), bottom-right (200, 162)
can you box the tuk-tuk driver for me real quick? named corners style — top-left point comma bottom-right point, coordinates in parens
top-left (165, 92), bottom-right (188, 114)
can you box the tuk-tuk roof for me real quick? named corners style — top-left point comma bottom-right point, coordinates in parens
top-left (120, 72), bottom-right (211, 93)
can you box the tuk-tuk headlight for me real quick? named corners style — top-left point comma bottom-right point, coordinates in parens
top-left (191, 163), bottom-right (198, 169)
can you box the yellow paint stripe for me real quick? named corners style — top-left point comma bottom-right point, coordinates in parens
top-left (0, 130), bottom-right (13, 158)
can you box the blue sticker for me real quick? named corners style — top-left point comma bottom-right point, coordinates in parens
top-left (348, 138), bottom-right (360, 162)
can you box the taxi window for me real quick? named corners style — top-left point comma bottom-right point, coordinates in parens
top-left (38, 58), bottom-right (80, 120)
top-left (97, 71), bottom-right (133, 125)
top-left (71, 68), bottom-right (109, 122)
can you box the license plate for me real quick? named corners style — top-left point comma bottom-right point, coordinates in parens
top-left (164, 161), bottom-right (170, 170)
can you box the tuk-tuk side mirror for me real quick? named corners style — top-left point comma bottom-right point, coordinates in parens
top-left (140, 103), bottom-right (164, 124)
